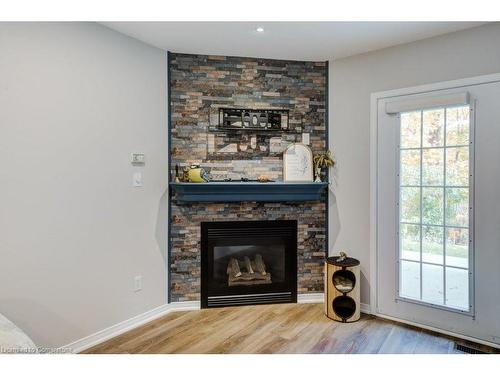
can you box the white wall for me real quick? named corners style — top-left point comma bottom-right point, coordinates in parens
top-left (328, 22), bottom-right (500, 304)
top-left (0, 22), bottom-right (168, 348)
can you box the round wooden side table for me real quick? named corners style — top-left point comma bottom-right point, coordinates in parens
top-left (324, 256), bottom-right (361, 323)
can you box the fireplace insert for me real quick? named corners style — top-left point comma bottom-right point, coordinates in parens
top-left (201, 220), bottom-right (297, 308)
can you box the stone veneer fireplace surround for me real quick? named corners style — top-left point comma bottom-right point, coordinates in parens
top-left (168, 52), bottom-right (328, 304)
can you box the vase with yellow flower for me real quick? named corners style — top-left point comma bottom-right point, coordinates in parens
top-left (313, 150), bottom-right (334, 182)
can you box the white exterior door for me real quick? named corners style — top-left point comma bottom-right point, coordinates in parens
top-left (374, 77), bottom-right (500, 346)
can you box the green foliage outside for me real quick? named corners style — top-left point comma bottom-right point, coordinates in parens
top-left (402, 240), bottom-right (467, 259)
top-left (399, 107), bottom-right (470, 262)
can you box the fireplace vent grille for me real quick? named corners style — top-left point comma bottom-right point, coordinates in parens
top-left (454, 343), bottom-right (487, 354)
top-left (207, 292), bottom-right (293, 307)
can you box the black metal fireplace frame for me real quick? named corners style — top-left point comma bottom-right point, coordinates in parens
top-left (201, 220), bottom-right (298, 308)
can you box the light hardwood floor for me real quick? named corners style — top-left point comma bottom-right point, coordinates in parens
top-left (84, 303), bottom-right (497, 354)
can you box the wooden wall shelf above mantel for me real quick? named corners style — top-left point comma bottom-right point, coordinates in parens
top-left (170, 182), bottom-right (329, 203)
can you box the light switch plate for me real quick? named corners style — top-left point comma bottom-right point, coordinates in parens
top-left (133, 172), bottom-right (143, 187)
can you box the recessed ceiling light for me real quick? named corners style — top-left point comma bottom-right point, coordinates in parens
top-left (256, 27), bottom-right (264, 33)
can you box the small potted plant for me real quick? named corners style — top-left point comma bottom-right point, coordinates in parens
top-left (313, 150), bottom-right (334, 182)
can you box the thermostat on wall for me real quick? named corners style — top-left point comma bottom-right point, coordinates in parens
top-left (131, 153), bottom-right (145, 165)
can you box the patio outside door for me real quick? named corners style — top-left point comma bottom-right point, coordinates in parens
top-left (374, 77), bottom-right (500, 347)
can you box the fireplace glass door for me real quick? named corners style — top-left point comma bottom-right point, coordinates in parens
top-left (201, 220), bottom-right (297, 308)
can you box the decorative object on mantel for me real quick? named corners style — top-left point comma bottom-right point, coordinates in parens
top-left (313, 149), bottom-right (334, 182)
top-left (269, 137), bottom-right (283, 153)
top-left (186, 164), bottom-right (209, 183)
top-left (257, 175), bottom-right (272, 183)
top-left (174, 164), bottom-right (181, 183)
top-left (324, 253), bottom-right (361, 323)
top-left (283, 143), bottom-right (313, 182)
top-left (215, 108), bottom-right (290, 131)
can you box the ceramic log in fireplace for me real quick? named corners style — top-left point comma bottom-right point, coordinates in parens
top-left (201, 220), bottom-right (298, 308)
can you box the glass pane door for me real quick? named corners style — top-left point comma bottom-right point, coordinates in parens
top-left (398, 105), bottom-right (472, 312)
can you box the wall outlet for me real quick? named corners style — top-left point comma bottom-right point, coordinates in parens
top-left (134, 276), bottom-right (142, 292)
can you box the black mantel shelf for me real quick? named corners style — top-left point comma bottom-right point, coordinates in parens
top-left (170, 182), bottom-right (329, 203)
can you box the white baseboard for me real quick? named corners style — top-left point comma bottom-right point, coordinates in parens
top-left (63, 296), bottom-right (372, 353)
top-left (360, 303), bottom-right (372, 314)
top-left (297, 293), bottom-right (324, 304)
top-left (169, 300), bottom-right (200, 311)
top-left (374, 312), bottom-right (500, 350)
top-left (62, 304), bottom-right (171, 354)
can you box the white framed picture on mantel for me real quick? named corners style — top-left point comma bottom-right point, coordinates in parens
top-left (283, 143), bottom-right (313, 182)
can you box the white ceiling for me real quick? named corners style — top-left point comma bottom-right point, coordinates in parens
top-left (101, 22), bottom-right (486, 61)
